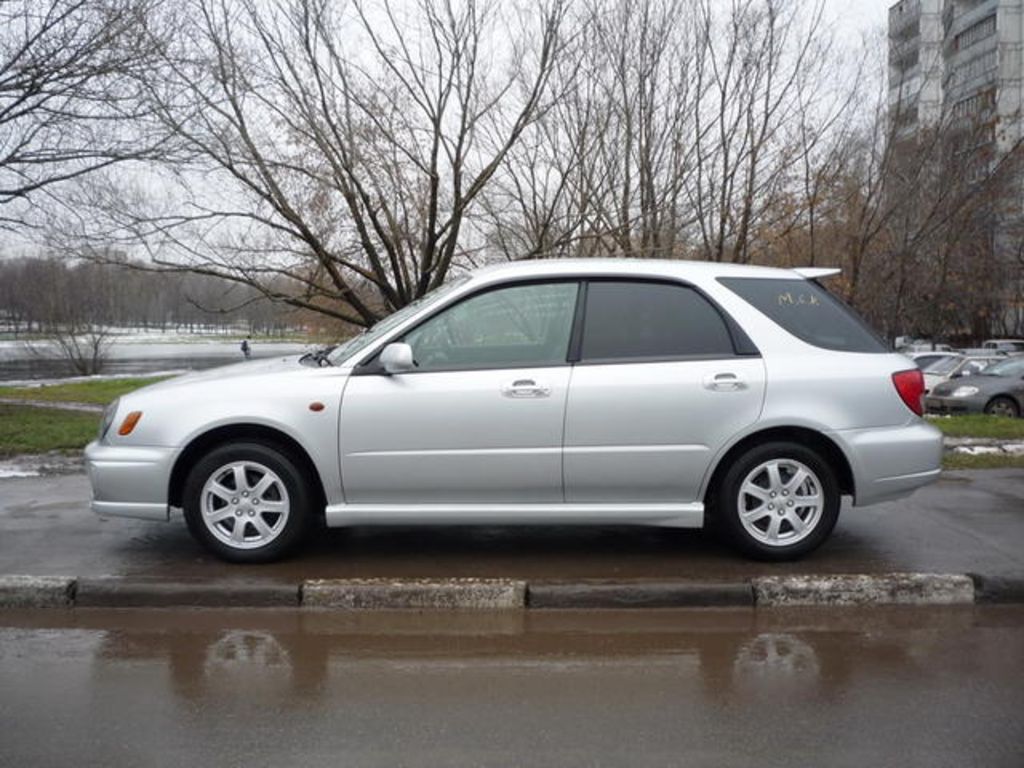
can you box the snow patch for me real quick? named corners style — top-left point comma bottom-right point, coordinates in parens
top-left (0, 370), bottom-right (187, 388)
top-left (0, 463), bottom-right (40, 479)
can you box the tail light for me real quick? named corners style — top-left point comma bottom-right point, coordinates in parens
top-left (892, 369), bottom-right (925, 416)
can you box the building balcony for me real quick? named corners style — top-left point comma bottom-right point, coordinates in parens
top-left (889, 0), bottom-right (923, 38)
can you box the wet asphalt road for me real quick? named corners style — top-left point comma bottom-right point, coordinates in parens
top-left (0, 469), bottom-right (1022, 583)
top-left (0, 605), bottom-right (1022, 767)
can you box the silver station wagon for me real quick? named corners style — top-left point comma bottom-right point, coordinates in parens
top-left (85, 260), bottom-right (943, 562)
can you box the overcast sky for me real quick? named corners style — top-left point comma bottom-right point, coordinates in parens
top-left (824, 0), bottom-right (892, 42)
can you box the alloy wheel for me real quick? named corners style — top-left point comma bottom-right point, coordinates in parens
top-left (200, 460), bottom-right (290, 550)
top-left (737, 458), bottom-right (824, 547)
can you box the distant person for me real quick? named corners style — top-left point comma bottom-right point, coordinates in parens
top-left (241, 337), bottom-right (251, 360)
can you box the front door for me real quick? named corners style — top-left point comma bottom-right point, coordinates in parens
top-left (340, 281), bottom-right (579, 504)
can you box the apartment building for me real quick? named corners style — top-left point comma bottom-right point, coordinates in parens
top-left (889, 1), bottom-right (1024, 335)
top-left (889, 0), bottom-right (1024, 154)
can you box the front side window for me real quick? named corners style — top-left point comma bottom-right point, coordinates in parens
top-left (402, 281), bottom-right (579, 371)
top-left (579, 281), bottom-right (736, 362)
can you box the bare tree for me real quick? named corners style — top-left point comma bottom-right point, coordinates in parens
top-left (0, 0), bottom-right (161, 229)
top-left (482, 0), bottom-right (842, 265)
top-left (63, 0), bottom-right (568, 327)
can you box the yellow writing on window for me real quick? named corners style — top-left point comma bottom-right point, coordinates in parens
top-left (777, 292), bottom-right (821, 307)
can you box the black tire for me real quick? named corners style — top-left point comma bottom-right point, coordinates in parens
top-left (182, 441), bottom-right (313, 563)
top-left (712, 441), bottom-right (840, 561)
top-left (984, 396), bottom-right (1020, 419)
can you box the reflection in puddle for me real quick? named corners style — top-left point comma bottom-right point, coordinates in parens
top-left (732, 633), bottom-right (821, 694)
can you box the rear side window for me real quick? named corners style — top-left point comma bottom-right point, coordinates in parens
top-left (579, 281), bottom-right (736, 361)
top-left (719, 277), bottom-right (887, 353)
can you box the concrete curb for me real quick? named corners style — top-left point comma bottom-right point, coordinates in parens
top-left (528, 581), bottom-right (753, 609)
top-left (302, 578), bottom-right (527, 610)
top-left (968, 573), bottom-right (1024, 604)
top-left (75, 578), bottom-right (299, 608)
top-left (752, 573), bottom-right (976, 607)
top-left (0, 575), bottom-right (75, 608)
top-left (2, 573), bottom-right (1019, 610)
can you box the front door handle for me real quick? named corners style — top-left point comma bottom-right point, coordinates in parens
top-left (703, 372), bottom-right (745, 391)
top-left (501, 379), bottom-right (551, 398)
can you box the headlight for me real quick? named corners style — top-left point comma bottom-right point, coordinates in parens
top-left (951, 386), bottom-right (980, 398)
top-left (99, 398), bottom-right (119, 440)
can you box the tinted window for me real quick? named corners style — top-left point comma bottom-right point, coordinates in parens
top-left (402, 281), bottom-right (578, 371)
top-left (719, 277), bottom-right (887, 353)
top-left (579, 281), bottom-right (735, 361)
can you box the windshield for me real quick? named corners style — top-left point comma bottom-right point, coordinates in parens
top-left (980, 357), bottom-right (1024, 377)
top-left (326, 276), bottom-right (471, 365)
top-left (923, 356), bottom-right (964, 375)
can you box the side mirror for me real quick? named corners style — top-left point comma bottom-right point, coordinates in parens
top-left (379, 342), bottom-right (415, 375)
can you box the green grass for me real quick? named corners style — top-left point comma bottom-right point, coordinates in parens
top-left (926, 414), bottom-right (1024, 439)
top-left (0, 375), bottom-right (174, 405)
top-left (0, 404), bottom-right (100, 458)
top-left (942, 452), bottom-right (1024, 470)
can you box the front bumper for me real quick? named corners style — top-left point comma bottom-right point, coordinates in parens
top-left (925, 395), bottom-right (984, 416)
top-left (832, 421), bottom-right (944, 507)
top-left (84, 441), bottom-right (175, 521)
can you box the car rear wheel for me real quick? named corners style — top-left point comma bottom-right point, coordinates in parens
top-left (984, 397), bottom-right (1020, 418)
top-left (183, 442), bottom-right (312, 563)
top-left (713, 441), bottom-right (840, 561)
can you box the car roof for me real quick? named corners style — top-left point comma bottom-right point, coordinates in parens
top-left (466, 258), bottom-right (824, 282)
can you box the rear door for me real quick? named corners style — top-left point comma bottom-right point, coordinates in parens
top-left (563, 280), bottom-right (766, 504)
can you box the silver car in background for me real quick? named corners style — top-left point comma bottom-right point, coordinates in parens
top-left (85, 260), bottom-right (942, 562)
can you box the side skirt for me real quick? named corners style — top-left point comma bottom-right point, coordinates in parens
top-left (323, 502), bottom-right (704, 529)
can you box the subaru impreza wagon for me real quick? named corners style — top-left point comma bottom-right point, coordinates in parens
top-left (85, 260), bottom-right (942, 562)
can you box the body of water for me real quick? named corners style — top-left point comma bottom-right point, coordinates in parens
top-left (0, 342), bottom-right (308, 382)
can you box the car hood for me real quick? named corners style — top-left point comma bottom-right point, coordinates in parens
top-left (130, 356), bottom-right (330, 396)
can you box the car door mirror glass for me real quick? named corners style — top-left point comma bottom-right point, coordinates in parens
top-left (380, 343), bottom-right (415, 374)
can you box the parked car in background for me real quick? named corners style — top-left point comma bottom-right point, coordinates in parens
top-left (85, 260), bottom-right (943, 563)
top-left (959, 347), bottom-right (1008, 357)
top-left (982, 339), bottom-right (1024, 354)
top-left (926, 356), bottom-right (1024, 417)
top-left (921, 354), bottom-right (1005, 394)
top-left (908, 351), bottom-right (960, 371)
top-left (897, 340), bottom-right (954, 354)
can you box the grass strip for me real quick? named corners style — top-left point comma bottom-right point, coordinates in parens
top-left (0, 376), bottom-right (173, 405)
top-left (926, 414), bottom-right (1024, 440)
top-left (0, 404), bottom-right (100, 458)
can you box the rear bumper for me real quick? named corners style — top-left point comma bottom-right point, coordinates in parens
top-left (84, 441), bottom-right (174, 521)
top-left (831, 421), bottom-right (944, 507)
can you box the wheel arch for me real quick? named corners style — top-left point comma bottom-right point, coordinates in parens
top-left (702, 426), bottom-right (855, 506)
top-left (984, 394), bottom-right (1022, 416)
top-left (168, 424), bottom-right (327, 516)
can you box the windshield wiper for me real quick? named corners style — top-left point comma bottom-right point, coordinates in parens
top-left (300, 345), bottom-right (336, 367)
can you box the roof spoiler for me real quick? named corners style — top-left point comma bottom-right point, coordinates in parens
top-left (793, 267), bottom-right (841, 280)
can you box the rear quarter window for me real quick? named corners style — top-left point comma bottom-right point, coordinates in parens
top-left (718, 277), bottom-right (888, 353)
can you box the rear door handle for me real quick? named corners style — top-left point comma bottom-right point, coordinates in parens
top-left (703, 372), bottom-right (745, 391)
top-left (501, 379), bottom-right (551, 398)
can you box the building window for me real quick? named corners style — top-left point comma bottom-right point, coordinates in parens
top-left (952, 87), bottom-right (996, 120)
top-left (954, 14), bottom-right (996, 51)
top-left (951, 49), bottom-right (997, 85)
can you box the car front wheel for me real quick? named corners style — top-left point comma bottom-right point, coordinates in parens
top-left (183, 442), bottom-right (312, 563)
top-left (984, 397), bottom-right (1020, 418)
top-left (713, 441), bottom-right (840, 561)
